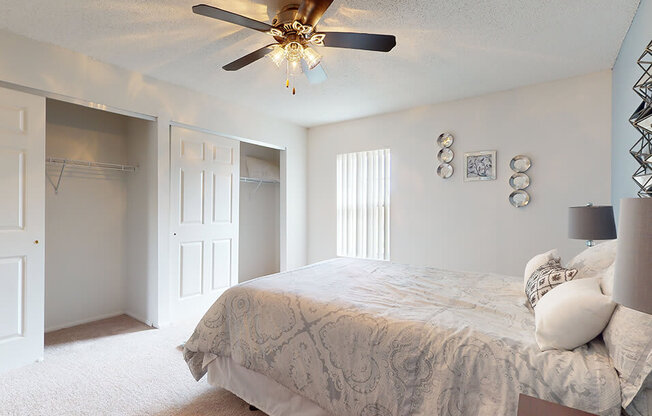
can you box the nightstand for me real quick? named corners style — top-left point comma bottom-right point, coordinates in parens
top-left (517, 394), bottom-right (598, 416)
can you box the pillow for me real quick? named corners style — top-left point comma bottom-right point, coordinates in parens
top-left (600, 263), bottom-right (616, 297)
top-left (602, 305), bottom-right (652, 412)
top-left (534, 277), bottom-right (615, 351)
top-left (523, 249), bottom-right (560, 291)
top-left (525, 259), bottom-right (577, 308)
top-left (566, 240), bottom-right (618, 294)
top-left (246, 156), bottom-right (280, 182)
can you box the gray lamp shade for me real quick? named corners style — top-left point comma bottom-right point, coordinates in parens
top-left (613, 198), bottom-right (652, 315)
top-left (568, 205), bottom-right (617, 240)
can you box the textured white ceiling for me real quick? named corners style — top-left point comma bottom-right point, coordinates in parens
top-left (0, 0), bottom-right (640, 127)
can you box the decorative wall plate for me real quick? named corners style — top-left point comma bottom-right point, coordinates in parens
top-left (437, 148), bottom-right (454, 163)
top-left (437, 133), bottom-right (454, 148)
top-left (509, 190), bottom-right (530, 207)
top-left (509, 173), bottom-right (530, 190)
top-left (510, 155), bottom-right (531, 173)
top-left (437, 163), bottom-right (453, 179)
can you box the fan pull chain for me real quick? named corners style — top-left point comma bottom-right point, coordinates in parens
top-left (284, 61), bottom-right (297, 95)
top-left (285, 61), bottom-right (290, 89)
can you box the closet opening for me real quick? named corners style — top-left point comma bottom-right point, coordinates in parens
top-left (239, 142), bottom-right (281, 283)
top-left (44, 99), bottom-right (157, 334)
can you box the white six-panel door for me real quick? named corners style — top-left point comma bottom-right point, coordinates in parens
top-left (169, 126), bottom-right (239, 321)
top-left (0, 87), bottom-right (45, 372)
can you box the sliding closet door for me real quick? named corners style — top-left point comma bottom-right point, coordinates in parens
top-left (169, 126), bottom-right (239, 321)
top-left (0, 87), bottom-right (45, 372)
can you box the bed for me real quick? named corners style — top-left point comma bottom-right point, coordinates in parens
top-left (183, 258), bottom-right (626, 416)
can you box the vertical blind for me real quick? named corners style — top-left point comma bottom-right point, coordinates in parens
top-left (336, 149), bottom-right (390, 261)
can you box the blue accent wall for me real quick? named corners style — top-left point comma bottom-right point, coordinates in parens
top-left (612, 0), bottom-right (651, 219)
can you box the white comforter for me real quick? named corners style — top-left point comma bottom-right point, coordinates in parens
top-left (184, 258), bottom-right (622, 416)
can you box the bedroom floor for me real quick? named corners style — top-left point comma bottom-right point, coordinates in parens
top-left (0, 315), bottom-right (267, 416)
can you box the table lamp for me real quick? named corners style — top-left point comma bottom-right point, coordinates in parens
top-left (568, 203), bottom-right (617, 247)
top-left (612, 198), bottom-right (652, 315)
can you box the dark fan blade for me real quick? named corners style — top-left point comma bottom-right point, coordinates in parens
top-left (223, 44), bottom-right (275, 71)
top-left (301, 60), bottom-right (328, 84)
top-left (321, 32), bottom-right (396, 52)
top-left (193, 4), bottom-right (273, 32)
top-left (296, 0), bottom-right (334, 27)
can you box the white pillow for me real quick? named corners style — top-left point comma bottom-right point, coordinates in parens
top-left (245, 156), bottom-right (280, 182)
top-left (534, 277), bottom-right (615, 351)
top-left (523, 249), bottom-right (560, 291)
top-left (600, 263), bottom-right (616, 297)
top-left (566, 240), bottom-right (617, 294)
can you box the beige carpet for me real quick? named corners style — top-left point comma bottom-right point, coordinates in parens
top-left (0, 315), bottom-right (265, 416)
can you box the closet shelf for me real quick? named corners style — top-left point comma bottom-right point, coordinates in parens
top-left (46, 157), bottom-right (137, 194)
top-left (46, 157), bottom-right (137, 172)
top-left (240, 177), bottom-right (280, 185)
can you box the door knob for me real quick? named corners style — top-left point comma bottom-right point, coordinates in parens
top-left (34, 240), bottom-right (39, 244)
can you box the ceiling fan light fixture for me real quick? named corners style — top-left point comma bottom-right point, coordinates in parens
top-left (292, 21), bottom-right (313, 35)
top-left (303, 46), bottom-right (322, 69)
top-left (288, 59), bottom-right (302, 76)
top-left (269, 27), bottom-right (284, 37)
top-left (285, 42), bottom-right (304, 63)
top-left (268, 44), bottom-right (286, 67)
top-left (309, 33), bottom-right (325, 46)
top-left (192, 1), bottom-right (397, 93)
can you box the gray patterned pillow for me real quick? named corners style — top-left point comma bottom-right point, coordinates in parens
top-left (525, 259), bottom-right (578, 308)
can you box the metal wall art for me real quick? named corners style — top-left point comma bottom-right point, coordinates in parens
top-left (630, 40), bottom-right (652, 197)
top-left (436, 133), bottom-right (454, 179)
top-left (463, 150), bottom-right (496, 181)
top-left (508, 155), bottom-right (531, 207)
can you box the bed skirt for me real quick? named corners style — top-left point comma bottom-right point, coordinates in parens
top-left (206, 355), bottom-right (332, 416)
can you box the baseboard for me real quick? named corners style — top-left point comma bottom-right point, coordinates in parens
top-left (123, 310), bottom-right (155, 328)
top-left (155, 320), bottom-right (172, 328)
top-left (45, 311), bottom-right (126, 333)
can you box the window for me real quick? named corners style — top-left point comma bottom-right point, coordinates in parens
top-left (336, 149), bottom-right (390, 260)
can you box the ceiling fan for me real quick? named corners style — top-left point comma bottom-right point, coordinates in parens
top-left (192, 1), bottom-right (397, 94)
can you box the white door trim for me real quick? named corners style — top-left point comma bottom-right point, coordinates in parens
top-left (0, 80), bottom-right (157, 122)
top-left (169, 120), bottom-right (286, 151)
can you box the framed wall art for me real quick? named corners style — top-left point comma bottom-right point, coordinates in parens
top-left (463, 150), bottom-right (496, 181)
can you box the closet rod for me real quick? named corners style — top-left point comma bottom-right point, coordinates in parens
top-left (46, 157), bottom-right (137, 172)
top-left (240, 177), bottom-right (280, 185)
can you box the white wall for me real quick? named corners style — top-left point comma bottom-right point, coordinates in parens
top-left (308, 71), bottom-right (612, 276)
top-left (125, 117), bottom-right (158, 325)
top-left (0, 29), bottom-right (308, 326)
top-left (239, 143), bottom-right (281, 283)
top-left (45, 100), bottom-right (129, 331)
top-left (611, 0), bottom-right (651, 218)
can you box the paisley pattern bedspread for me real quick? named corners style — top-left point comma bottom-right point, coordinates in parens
top-left (184, 258), bottom-right (621, 416)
